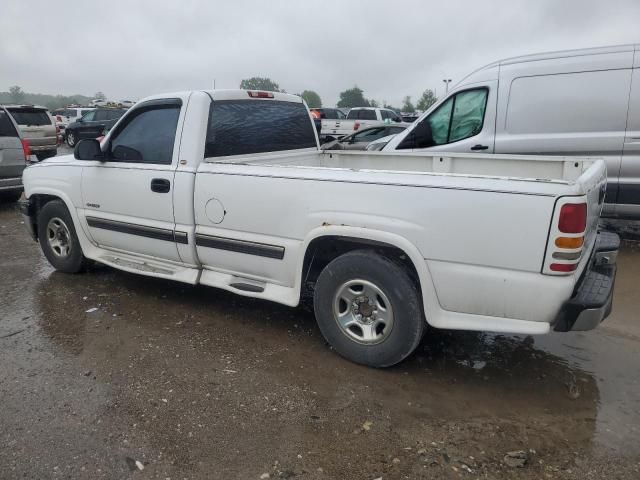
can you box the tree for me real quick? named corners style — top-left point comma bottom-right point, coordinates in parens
top-left (402, 96), bottom-right (415, 113)
top-left (300, 90), bottom-right (322, 107)
top-left (368, 99), bottom-right (379, 108)
top-left (94, 91), bottom-right (106, 101)
top-left (336, 86), bottom-right (369, 108)
top-left (239, 77), bottom-right (281, 92)
top-left (9, 85), bottom-right (25, 103)
top-left (416, 89), bottom-right (437, 111)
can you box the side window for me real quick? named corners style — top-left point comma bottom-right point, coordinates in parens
top-left (110, 105), bottom-right (180, 164)
top-left (82, 111), bottom-right (96, 122)
top-left (352, 127), bottom-right (386, 141)
top-left (324, 109), bottom-right (337, 120)
top-left (397, 88), bottom-right (487, 149)
top-left (94, 110), bottom-right (110, 121)
top-left (380, 110), bottom-right (390, 120)
top-left (448, 90), bottom-right (488, 142)
top-left (347, 110), bottom-right (359, 120)
top-left (359, 110), bottom-right (377, 120)
top-left (0, 111), bottom-right (18, 137)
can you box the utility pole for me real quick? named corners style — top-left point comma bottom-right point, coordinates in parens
top-left (442, 78), bottom-right (452, 94)
top-left (213, 79), bottom-right (216, 90)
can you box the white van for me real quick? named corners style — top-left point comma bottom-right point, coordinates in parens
top-left (384, 44), bottom-right (640, 219)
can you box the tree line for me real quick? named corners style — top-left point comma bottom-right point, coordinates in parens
top-left (0, 85), bottom-right (97, 110)
top-left (239, 77), bottom-right (438, 112)
top-left (1, 79), bottom-right (440, 113)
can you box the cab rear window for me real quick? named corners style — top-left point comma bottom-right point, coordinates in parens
top-left (205, 100), bottom-right (316, 157)
top-left (8, 109), bottom-right (51, 126)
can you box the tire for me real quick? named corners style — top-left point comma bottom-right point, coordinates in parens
top-left (313, 250), bottom-right (424, 367)
top-left (37, 200), bottom-right (87, 273)
top-left (66, 131), bottom-right (76, 147)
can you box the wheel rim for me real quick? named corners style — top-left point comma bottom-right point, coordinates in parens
top-left (46, 217), bottom-right (72, 258)
top-left (67, 133), bottom-right (75, 146)
top-left (332, 279), bottom-right (394, 345)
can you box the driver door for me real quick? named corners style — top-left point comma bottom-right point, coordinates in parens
top-left (398, 82), bottom-right (497, 153)
top-left (80, 98), bottom-right (185, 263)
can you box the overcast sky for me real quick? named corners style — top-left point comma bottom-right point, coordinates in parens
top-left (1, 0), bottom-right (639, 106)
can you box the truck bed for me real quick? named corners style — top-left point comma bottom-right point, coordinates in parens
top-left (207, 149), bottom-right (603, 193)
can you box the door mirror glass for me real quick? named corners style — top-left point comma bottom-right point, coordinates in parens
top-left (74, 139), bottom-right (104, 161)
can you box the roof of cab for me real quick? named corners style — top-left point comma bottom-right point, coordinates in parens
top-left (205, 89), bottom-right (302, 102)
top-left (135, 89), bottom-right (304, 106)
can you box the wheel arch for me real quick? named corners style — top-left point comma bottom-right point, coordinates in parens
top-left (26, 189), bottom-right (94, 254)
top-left (297, 225), bottom-right (439, 325)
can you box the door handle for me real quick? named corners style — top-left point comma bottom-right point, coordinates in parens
top-left (151, 178), bottom-right (171, 193)
top-left (470, 144), bottom-right (489, 151)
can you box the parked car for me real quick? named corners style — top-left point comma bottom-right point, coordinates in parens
top-left (322, 107), bottom-right (403, 141)
top-left (20, 89), bottom-right (618, 368)
top-left (309, 108), bottom-right (347, 143)
top-left (0, 107), bottom-right (30, 201)
top-left (51, 107), bottom-right (96, 139)
top-left (321, 125), bottom-right (408, 150)
top-left (366, 134), bottom-right (399, 151)
top-left (4, 105), bottom-right (57, 161)
top-left (384, 43), bottom-right (640, 219)
top-left (65, 108), bottom-right (127, 147)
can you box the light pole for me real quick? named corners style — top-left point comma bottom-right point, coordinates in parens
top-left (442, 78), bottom-right (452, 94)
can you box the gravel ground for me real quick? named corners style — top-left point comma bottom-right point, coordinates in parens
top-left (1, 197), bottom-right (640, 479)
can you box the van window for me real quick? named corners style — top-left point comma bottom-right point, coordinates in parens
top-left (505, 70), bottom-right (630, 134)
top-left (205, 100), bottom-right (317, 157)
top-left (397, 88), bottom-right (487, 149)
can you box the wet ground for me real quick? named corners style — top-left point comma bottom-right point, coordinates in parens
top-left (1, 200), bottom-right (640, 480)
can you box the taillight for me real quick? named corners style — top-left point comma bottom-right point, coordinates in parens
top-left (354, 122), bottom-right (360, 130)
top-left (550, 263), bottom-right (578, 273)
top-left (247, 91), bottom-right (274, 98)
top-left (543, 200), bottom-right (588, 275)
top-left (21, 139), bottom-right (31, 162)
top-left (56, 115), bottom-right (62, 122)
top-left (558, 203), bottom-right (587, 233)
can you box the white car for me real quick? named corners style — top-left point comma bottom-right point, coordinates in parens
top-left (20, 89), bottom-right (618, 367)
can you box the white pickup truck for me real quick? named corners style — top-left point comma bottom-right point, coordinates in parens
top-left (20, 89), bottom-right (619, 367)
top-left (322, 107), bottom-right (404, 140)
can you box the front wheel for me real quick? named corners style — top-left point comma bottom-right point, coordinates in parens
top-left (313, 250), bottom-right (425, 367)
top-left (37, 200), bottom-right (88, 273)
top-left (66, 131), bottom-right (76, 147)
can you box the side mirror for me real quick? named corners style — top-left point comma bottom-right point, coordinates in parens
top-left (74, 139), bottom-right (104, 161)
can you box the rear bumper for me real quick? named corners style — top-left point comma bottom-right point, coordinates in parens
top-left (553, 231), bottom-right (619, 332)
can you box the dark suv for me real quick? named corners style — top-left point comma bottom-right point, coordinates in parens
top-left (65, 108), bottom-right (127, 147)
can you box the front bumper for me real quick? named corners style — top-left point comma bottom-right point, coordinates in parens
top-left (18, 195), bottom-right (37, 241)
top-left (553, 231), bottom-right (619, 332)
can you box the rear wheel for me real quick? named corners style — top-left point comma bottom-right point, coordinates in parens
top-left (37, 200), bottom-right (87, 273)
top-left (66, 131), bottom-right (76, 147)
top-left (313, 250), bottom-right (424, 367)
